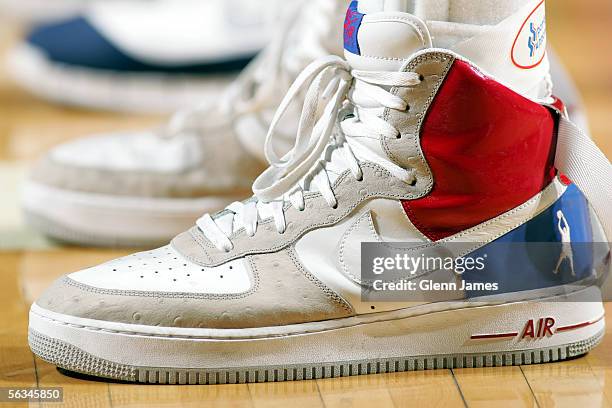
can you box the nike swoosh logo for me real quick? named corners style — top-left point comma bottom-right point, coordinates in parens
top-left (338, 178), bottom-right (566, 287)
top-left (338, 210), bottom-right (462, 286)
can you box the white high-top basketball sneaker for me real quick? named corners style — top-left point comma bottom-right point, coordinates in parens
top-left (29, 0), bottom-right (612, 383)
top-left (21, 0), bottom-right (346, 247)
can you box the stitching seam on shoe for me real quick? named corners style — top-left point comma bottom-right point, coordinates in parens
top-left (62, 273), bottom-right (259, 300)
top-left (287, 247), bottom-right (354, 314)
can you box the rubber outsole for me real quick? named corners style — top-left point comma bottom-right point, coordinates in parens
top-left (29, 328), bottom-right (604, 385)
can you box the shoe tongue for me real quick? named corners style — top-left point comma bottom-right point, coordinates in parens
top-left (343, 0), bottom-right (432, 71)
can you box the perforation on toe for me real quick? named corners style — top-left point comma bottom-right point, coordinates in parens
top-left (69, 246), bottom-right (251, 294)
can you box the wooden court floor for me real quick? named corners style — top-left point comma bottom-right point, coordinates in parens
top-left (1, 1), bottom-right (612, 407)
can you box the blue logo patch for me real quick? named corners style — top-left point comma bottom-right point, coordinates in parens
top-left (528, 18), bottom-right (546, 58)
top-left (344, 1), bottom-right (365, 55)
top-left (462, 184), bottom-right (604, 298)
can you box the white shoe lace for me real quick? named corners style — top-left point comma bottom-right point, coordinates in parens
top-left (197, 55), bottom-right (423, 252)
top-left (162, 0), bottom-right (340, 137)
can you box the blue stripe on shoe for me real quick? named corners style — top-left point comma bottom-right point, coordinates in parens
top-left (27, 17), bottom-right (255, 74)
top-left (462, 184), bottom-right (609, 297)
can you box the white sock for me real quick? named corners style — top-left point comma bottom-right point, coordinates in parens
top-left (358, 0), bottom-right (532, 24)
top-left (414, 0), bottom-right (532, 25)
top-left (351, 0), bottom-right (551, 100)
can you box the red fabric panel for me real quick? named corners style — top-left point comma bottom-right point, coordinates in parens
top-left (402, 60), bottom-right (557, 241)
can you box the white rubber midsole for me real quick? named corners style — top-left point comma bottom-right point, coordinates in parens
top-left (22, 181), bottom-right (241, 244)
top-left (6, 43), bottom-right (237, 114)
top-left (29, 287), bottom-right (605, 370)
top-left (0, 0), bottom-right (84, 22)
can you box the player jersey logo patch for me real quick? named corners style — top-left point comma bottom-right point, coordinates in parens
top-left (511, 0), bottom-right (547, 69)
